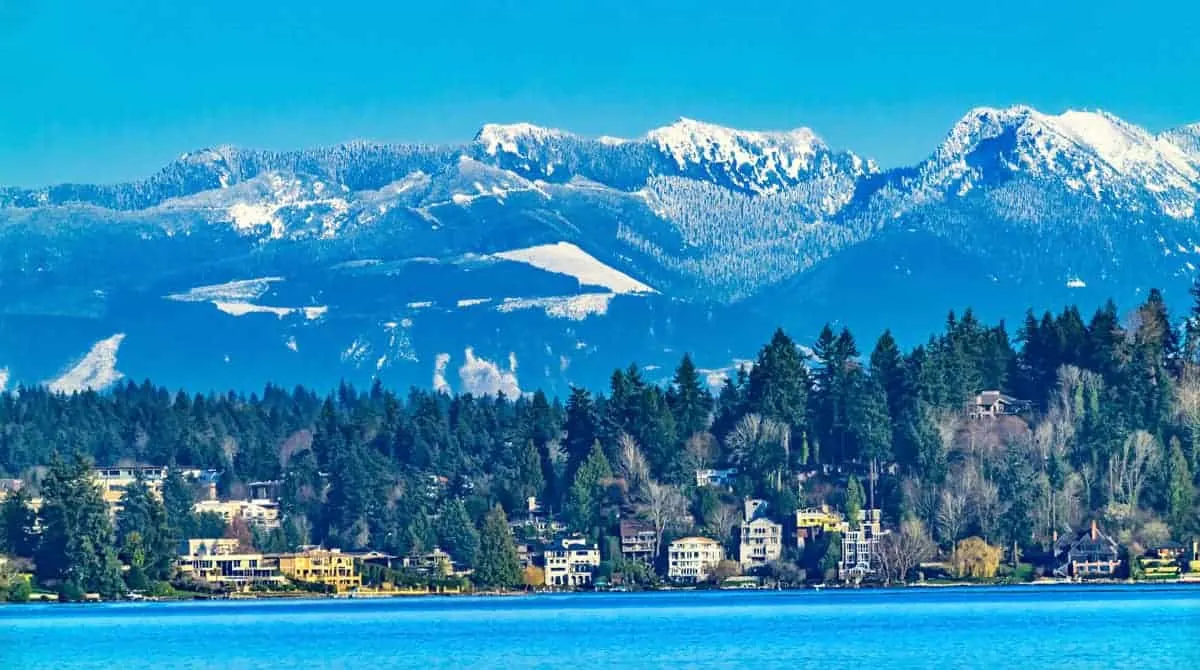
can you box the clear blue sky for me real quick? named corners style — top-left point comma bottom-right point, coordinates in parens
top-left (2, 0), bottom-right (1198, 187)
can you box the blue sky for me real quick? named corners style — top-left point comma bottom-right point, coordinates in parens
top-left (1, 0), bottom-right (1197, 186)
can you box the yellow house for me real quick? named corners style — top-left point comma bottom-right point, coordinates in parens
top-left (796, 506), bottom-right (847, 550)
top-left (275, 549), bottom-right (362, 593)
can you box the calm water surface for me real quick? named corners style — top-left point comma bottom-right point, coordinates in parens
top-left (2, 586), bottom-right (1198, 669)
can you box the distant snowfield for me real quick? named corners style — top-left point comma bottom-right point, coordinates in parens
top-left (167, 277), bottom-right (284, 302)
top-left (492, 242), bottom-right (656, 294)
top-left (496, 293), bottom-right (615, 320)
top-left (48, 334), bottom-right (126, 394)
top-left (213, 301), bottom-right (327, 320)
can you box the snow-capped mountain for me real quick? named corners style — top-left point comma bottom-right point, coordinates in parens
top-left (1, 106), bottom-right (1196, 394)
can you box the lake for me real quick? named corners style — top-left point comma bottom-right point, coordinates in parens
top-left (2, 586), bottom-right (1198, 669)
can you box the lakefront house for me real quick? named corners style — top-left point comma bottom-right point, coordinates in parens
top-left (176, 538), bottom-right (285, 589)
top-left (543, 535), bottom-right (601, 587)
top-left (795, 506), bottom-right (844, 550)
top-left (619, 518), bottom-right (657, 563)
top-left (1055, 521), bottom-right (1121, 578)
top-left (738, 499), bottom-right (782, 570)
top-left (839, 509), bottom-right (884, 581)
top-left (274, 548), bottom-right (362, 593)
top-left (668, 536), bottom-right (725, 583)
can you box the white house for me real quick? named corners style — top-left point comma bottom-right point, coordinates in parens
top-left (543, 536), bottom-right (600, 587)
top-left (668, 536), bottom-right (725, 583)
top-left (738, 499), bottom-right (782, 570)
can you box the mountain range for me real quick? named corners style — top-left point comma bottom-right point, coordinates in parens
top-left (1, 105), bottom-right (1197, 396)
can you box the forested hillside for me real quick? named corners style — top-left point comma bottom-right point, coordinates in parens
top-left (0, 286), bottom-right (1195, 594)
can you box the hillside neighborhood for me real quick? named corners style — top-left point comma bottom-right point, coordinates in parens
top-left (1, 452), bottom-right (1197, 600)
top-left (1, 285), bottom-right (1199, 601)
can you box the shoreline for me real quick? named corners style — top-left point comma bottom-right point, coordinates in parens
top-left (8, 578), bottom-right (1199, 605)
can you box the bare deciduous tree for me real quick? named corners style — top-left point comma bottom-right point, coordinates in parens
top-left (972, 477), bottom-right (1001, 543)
top-left (879, 518), bottom-right (935, 583)
top-left (618, 433), bottom-right (651, 503)
top-left (640, 481), bottom-right (690, 559)
top-left (1175, 365), bottom-right (1200, 470)
top-left (936, 485), bottom-right (970, 544)
top-left (1110, 430), bottom-right (1161, 510)
top-left (683, 431), bottom-right (720, 473)
top-left (901, 477), bottom-right (940, 531)
top-left (726, 414), bottom-right (790, 491)
top-left (706, 503), bottom-right (740, 545)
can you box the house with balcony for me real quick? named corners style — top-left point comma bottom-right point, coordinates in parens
top-left (1054, 521), bottom-right (1121, 579)
top-left (543, 535), bottom-right (600, 587)
top-left (795, 506), bottom-right (845, 550)
top-left (274, 548), bottom-right (362, 593)
top-left (668, 536), bottom-right (725, 583)
top-left (839, 509), bottom-right (884, 581)
top-left (619, 518), bottom-right (657, 563)
top-left (401, 548), bottom-right (455, 576)
top-left (193, 498), bottom-right (281, 529)
top-left (969, 391), bottom-right (1032, 419)
top-left (1138, 542), bottom-right (1186, 580)
top-left (176, 538), bottom-right (284, 589)
top-left (738, 499), bottom-right (782, 571)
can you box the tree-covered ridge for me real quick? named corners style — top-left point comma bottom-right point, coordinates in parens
top-left (0, 286), bottom-right (1196, 588)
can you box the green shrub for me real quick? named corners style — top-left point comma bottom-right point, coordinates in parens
top-left (6, 579), bottom-right (32, 603)
top-left (58, 580), bottom-right (86, 603)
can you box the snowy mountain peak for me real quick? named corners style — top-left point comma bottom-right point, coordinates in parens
top-left (647, 117), bottom-right (824, 156)
top-left (474, 123), bottom-right (571, 157)
top-left (933, 105), bottom-right (1199, 218)
top-left (645, 117), bottom-right (841, 193)
top-left (1162, 122), bottom-right (1200, 162)
top-left (178, 144), bottom-right (238, 165)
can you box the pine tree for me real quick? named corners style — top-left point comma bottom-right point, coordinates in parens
top-left (562, 387), bottom-right (598, 480)
top-left (474, 505), bottom-right (521, 589)
top-left (116, 475), bottom-right (174, 581)
top-left (566, 441), bottom-right (612, 532)
top-left (436, 498), bottom-right (481, 568)
top-left (1166, 438), bottom-right (1195, 535)
top-left (667, 353), bottom-right (713, 441)
top-left (747, 328), bottom-right (810, 433)
top-left (0, 487), bottom-right (37, 557)
top-left (162, 468), bottom-right (195, 543)
top-left (870, 330), bottom-right (905, 420)
top-left (36, 453), bottom-right (124, 597)
top-left (1185, 278), bottom-right (1200, 363)
top-left (811, 326), bottom-right (858, 462)
top-left (845, 476), bottom-right (864, 529)
top-left (507, 439), bottom-right (546, 510)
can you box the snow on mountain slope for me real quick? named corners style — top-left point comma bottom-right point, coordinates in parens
top-left (477, 123), bottom-right (570, 158)
top-left (647, 117), bottom-right (826, 193)
top-left (3, 105), bottom-right (1199, 395)
top-left (495, 293), bottom-right (616, 320)
top-left (212, 302), bottom-right (327, 319)
top-left (167, 277), bottom-right (285, 302)
top-left (47, 334), bottom-right (126, 393)
top-left (921, 106), bottom-right (1199, 218)
top-left (492, 242), bottom-right (657, 294)
top-left (0, 368), bottom-right (8, 393)
top-left (1163, 123), bottom-right (1200, 163)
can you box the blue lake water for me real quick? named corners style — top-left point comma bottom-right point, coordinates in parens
top-left (2, 586), bottom-right (1198, 669)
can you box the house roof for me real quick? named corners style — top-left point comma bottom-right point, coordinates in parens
top-left (547, 538), bottom-right (598, 552)
top-left (670, 536), bottom-right (721, 547)
top-left (975, 390), bottom-right (1025, 405)
top-left (619, 518), bottom-right (654, 536)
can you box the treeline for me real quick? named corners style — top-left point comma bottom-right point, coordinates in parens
top-left (1, 287), bottom-right (1197, 588)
